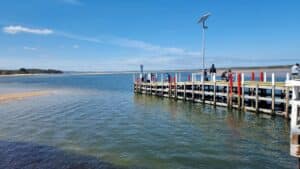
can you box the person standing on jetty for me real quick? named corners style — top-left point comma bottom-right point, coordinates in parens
top-left (291, 63), bottom-right (300, 80)
top-left (221, 69), bottom-right (232, 82)
top-left (204, 69), bottom-right (209, 81)
top-left (210, 64), bottom-right (217, 80)
top-left (210, 64), bottom-right (216, 74)
top-left (221, 71), bottom-right (227, 81)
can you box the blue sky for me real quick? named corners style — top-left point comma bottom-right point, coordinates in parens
top-left (0, 0), bottom-right (299, 71)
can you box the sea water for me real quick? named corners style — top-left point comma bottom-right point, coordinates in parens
top-left (0, 74), bottom-right (296, 169)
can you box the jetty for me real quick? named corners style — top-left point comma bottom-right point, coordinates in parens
top-left (134, 71), bottom-right (292, 118)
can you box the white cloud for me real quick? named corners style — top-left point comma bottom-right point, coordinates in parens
top-left (62, 0), bottom-right (81, 5)
top-left (2, 24), bottom-right (202, 70)
top-left (3, 25), bottom-right (53, 35)
top-left (58, 32), bottom-right (102, 43)
top-left (23, 46), bottom-right (37, 51)
top-left (58, 32), bottom-right (197, 57)
top-left (111, 38), bottom-right (187, 55)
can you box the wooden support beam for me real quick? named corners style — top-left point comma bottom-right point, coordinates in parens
top-left (227, 83), bottom-right (230, 107)
top-left (192, 82), bottom-right (195, 102)
top-left (162, 78), bottom-right (164, 96)
top-left (285, 86), bottom-right (290, 118)
top-left (242, 83), bottom-right (245, 111)
top-left (213, 81), bottom-right (216, 106)
top-left (168, 82), bottom-right (171, 98)
top-left (184, 82), bottom-right (186, 101)
top-left (202, 82), bottom-right (205, 102)
top-left (175, 81), bottom-right (177, 100)
top-left (241, 73), bottom-right (245, 111)
top-left (238, 73), bottom-right (241, 110)
top-left (272, 85), bottom-right (275, 114)
top-left (139, 83), bottom-right (142, 93)
top-left (255, 83), bottom-right (259, 113)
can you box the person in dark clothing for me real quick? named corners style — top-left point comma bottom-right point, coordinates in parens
top-left (221, 71), bottom-right (227, 81)
top-left (227, 69), bottom-right (232, 82)
top-left (204, 69), bottom-right (209, 81)
top-left (221, 69), bottom-right (232, 82)
top-left (210, 64), bottom-right (216, 74)
top-left (166, 73), bottom-right (171, 82)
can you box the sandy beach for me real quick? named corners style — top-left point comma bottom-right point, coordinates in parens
top-left (0, 90), bottom-right (51, 103)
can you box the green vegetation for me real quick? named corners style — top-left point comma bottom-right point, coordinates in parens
top-left (0, 68), bottom-right (63, 75)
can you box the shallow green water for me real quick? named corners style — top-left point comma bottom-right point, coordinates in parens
top-left (0, 74), bottom-right (296, 169)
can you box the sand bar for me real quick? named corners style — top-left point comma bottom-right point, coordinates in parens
top-left (0, 91), bottom-right (51, 103)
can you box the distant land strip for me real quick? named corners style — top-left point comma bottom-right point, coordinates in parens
top-left (70, 64), bottom-right (292, 75)
top-left (0, 68), bottom-right (63, 76)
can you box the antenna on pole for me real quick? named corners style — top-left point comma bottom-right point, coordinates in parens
top-left (198, 13), bottom-right (211, 29)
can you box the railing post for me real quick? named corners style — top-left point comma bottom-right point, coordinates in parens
top-left (241, 73), bottom-right (245, 111)
top-left (192, 73), bottom-right (194, 82)
top-left (264, 72), bottom-right (267, 82)
top-left (133, 74), bottom-right (136, 93)
top-left (237, 73), bottom-right (241, 110)
top-left (256, 83), bottom-right (259, 113)
top-left (286, 73), bottom-right (290, 81)
top-left (271, 73), bottom-right (275, 115)
top-left (168, 76), bottom-right (171, 98)
top-left (229, 72), bottom-right (233, 108)
top-left (212, 73), bottom-right (216, 82)
top-left (260, 72), bottom-right (264, 82)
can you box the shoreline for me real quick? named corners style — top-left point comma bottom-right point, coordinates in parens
top-left (0, 73), bottom-right (64, 78)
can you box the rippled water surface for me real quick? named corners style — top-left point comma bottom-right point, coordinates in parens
top-left (0, 74), bottom-right (296, 169)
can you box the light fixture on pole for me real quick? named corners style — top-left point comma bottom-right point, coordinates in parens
top-left (198, 12), bottom-right (211, 79)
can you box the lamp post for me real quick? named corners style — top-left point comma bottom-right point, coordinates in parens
top-left (198, 13), bottom-right (211, 80)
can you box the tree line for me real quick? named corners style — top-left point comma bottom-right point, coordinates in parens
top-left (0, 68), bottom-right (63, 75)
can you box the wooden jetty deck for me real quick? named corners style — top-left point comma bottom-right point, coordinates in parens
top-left (134, 73), bottom-right (292, 118)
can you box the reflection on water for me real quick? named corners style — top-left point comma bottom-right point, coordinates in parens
top-left (0, 74), bottom-right (297, 169)
top-left (0, 140), bottom-right (122, 169)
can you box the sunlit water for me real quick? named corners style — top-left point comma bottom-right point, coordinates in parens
top-left (0, 74), bottom-right (296, 169)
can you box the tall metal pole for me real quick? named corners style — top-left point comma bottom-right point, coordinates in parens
top-left (202, 25), bottom-right (206, 72)
top-left (201, 26), bottom-right (206, 101)
top-left (198, 13), bottom-right (210, 82)
top-left (198, 13), bottom-right (210, 101)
